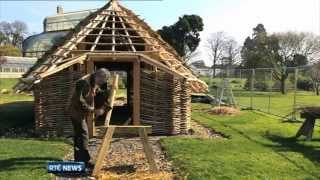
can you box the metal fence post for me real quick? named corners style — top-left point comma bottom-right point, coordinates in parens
top-left (268, 69), bottom-right (273, 113)
top-left (292, 67), bottom-right (299, 121)
top-left (250, 69), bottom-right (255, 109)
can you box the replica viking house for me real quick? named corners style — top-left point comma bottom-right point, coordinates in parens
top-left (16, 0), bottom-right (207, 137)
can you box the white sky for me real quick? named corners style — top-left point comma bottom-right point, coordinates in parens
top-left (199, 0), bottom-right (320, 65)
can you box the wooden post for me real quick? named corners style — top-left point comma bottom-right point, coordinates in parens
top-left (139, 127), bottom-right (158, 172)
top-left (86, 60), bottom-right (95, 138)
top-left (250, 69), bottom-right (255, 109)
top-left (133, 60), bottom-right (141, 125)
top-left (292, 68), bottom-right (299, 121)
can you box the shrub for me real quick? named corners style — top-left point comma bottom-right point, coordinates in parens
top-left (254, 81), bottom-right (270, 91)
top-left (231, 79), bottom-right (241, 84)
top-left (297, 78), bottom-right (313, 91)
top-left (0, 44), bottom-right (22, 57)
top-left (244, 79), bottom-right (271, 91)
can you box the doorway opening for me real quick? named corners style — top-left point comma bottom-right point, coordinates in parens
top-left (94, 61), bottom-right (133, 126)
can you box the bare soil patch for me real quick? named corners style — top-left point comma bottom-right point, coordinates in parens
top-left (208, 106), bottom-right (241, 116)
top-left (181, 120), bottom-right (223, 139)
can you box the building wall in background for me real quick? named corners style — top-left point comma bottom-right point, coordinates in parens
top-left (0, 56), bottom-right (37, 78)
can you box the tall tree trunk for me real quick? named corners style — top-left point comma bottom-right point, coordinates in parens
top-left (280, 76), bottom-right (286, 94)
top-left (316, 84), bottom-right (319, 96)
top-left (212, 59), bottom-right (216, 78)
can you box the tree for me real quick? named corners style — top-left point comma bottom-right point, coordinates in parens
top-left (11, 21), bottom-right (28, 48)
top-left (0, 32), bottom-right (7, 45)
top-left (241, 24), bottom-right (288, 93)
top-left (183, 50), bottom-right (201, 65)
top-left (241, 24), bottom-right (275, 68)
top-left (0, 20), bottom-right (28, 48)
top-left (158, 15), bottom-right (204, 59)
top-left (311, 62), bottom-right (320, 95)
top-left (275, 32), bottom-right (320, 65)
top-left (272, 32), bottom-right (320, 94)
top-left (224, 39), bottom-right (241, 66)
top-left (206, 32), bottom-right (239, 77)
top-left (0, 44), bottom-right (22, 56)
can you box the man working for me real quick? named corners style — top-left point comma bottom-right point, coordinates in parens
top-left (69, 68), bottom-right (111, 168)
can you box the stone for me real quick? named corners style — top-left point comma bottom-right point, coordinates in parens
top-left (1, 89), bottom-right (10, 94)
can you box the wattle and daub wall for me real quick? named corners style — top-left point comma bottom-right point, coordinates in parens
top-left (34, 64), bottom-right (191, 137)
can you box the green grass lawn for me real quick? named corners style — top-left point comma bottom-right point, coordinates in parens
top-left (116, 88), bottom-right (127, 98)
top-left (0, 78), bottom-right (71, 179)
top-left (161, 103), bottom-right (320, 179)
top-left (0, 139), bottom-right (70, 180)
top-left (0, 79), bottom-right (34, 132)
top-left (0, 78), bottom-right (19, 90)
top-left (235, 91), bottom-right (320, 118)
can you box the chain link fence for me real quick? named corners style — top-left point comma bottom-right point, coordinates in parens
top-left (206, 66), bottom-right (320, 120)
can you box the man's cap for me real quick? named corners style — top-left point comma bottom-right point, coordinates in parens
top-left (95, 68), bottom-right (111, 79)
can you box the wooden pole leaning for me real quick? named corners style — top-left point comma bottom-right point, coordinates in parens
top-left (104, 74), bottom-right (119, 126)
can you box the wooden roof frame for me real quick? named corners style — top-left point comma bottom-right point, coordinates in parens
top-left (16, 0), bottom-right (208, 92)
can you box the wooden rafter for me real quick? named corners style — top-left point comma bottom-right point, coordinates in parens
top-left (112, 11), bottom-right (116, 51)
top-left (77, 33), bottom-right (156, 40)
top-left (117, 10), bottom-right (136, 52)
top-left (90, 15), bottom-right (110, 51)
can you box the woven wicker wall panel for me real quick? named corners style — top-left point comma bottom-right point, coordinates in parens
top-left (34, 68), bottom-right (83, 137)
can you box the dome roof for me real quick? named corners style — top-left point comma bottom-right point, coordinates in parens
top-left (22, 31), bottom-right (69, 58)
